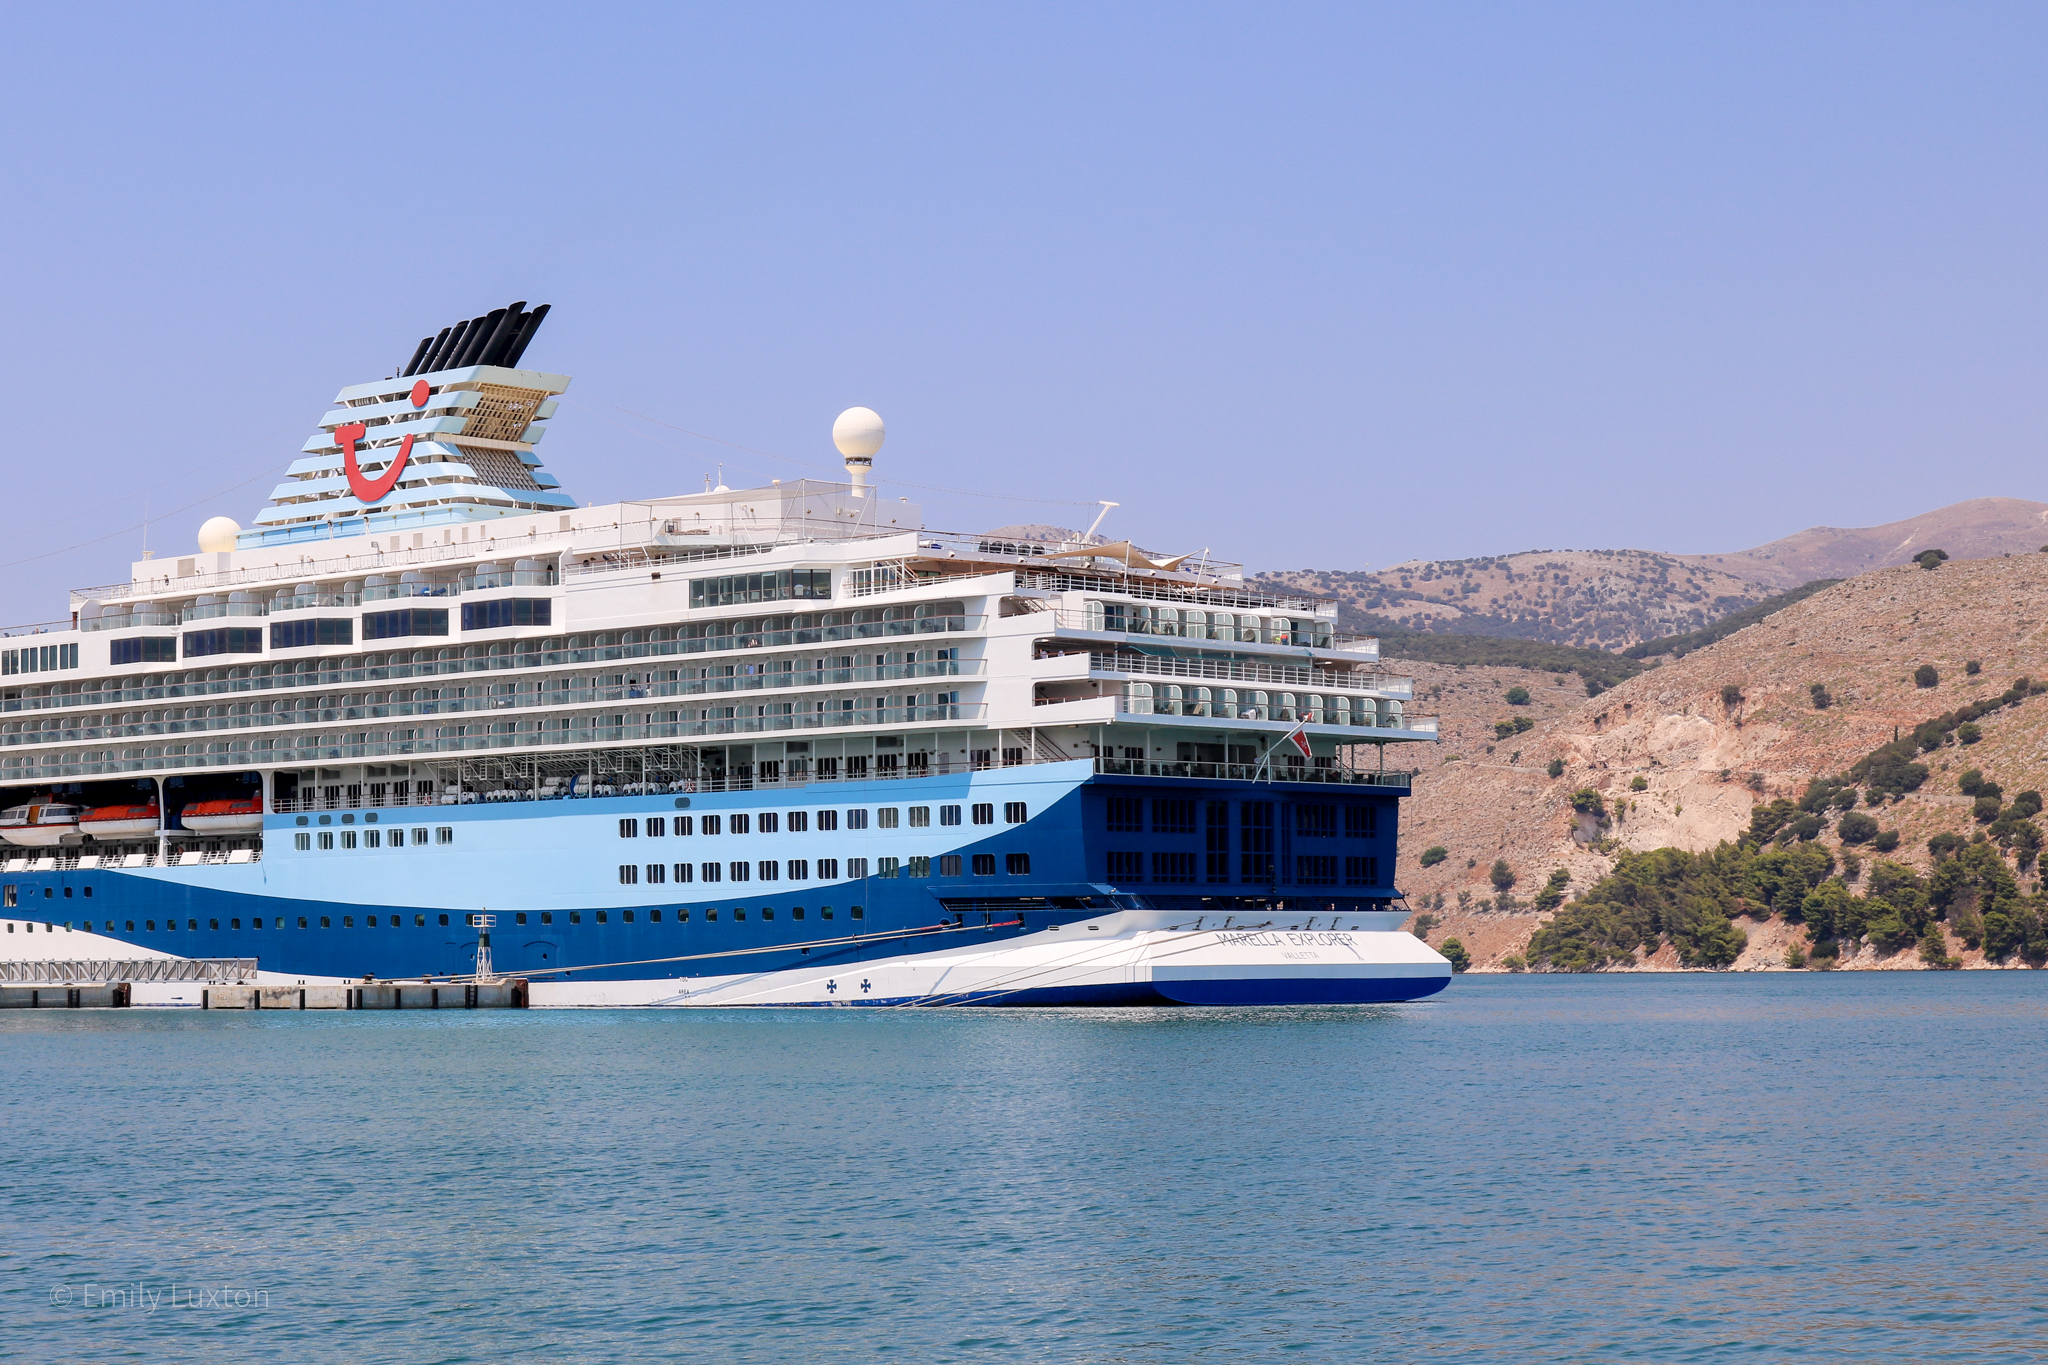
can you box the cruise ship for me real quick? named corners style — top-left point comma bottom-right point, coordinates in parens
top-left (0, 302), bottom-right (1449, 1006)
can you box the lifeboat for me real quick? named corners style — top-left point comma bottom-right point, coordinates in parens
top-left (180, 797), bottom-right (264, 833)
top-left (80, 802), bottom-right (161, 839)
top-left (0, 802), bottom-right (83, 847)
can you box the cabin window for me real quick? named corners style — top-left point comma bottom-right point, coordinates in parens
top-left (730, 814), bottom-right (750, 835)
top-left (341, 830), bottom-right (357, 850)
top-left (619, 819), bottom-right (638, 838)
top-left (701, 863), bottom-right (721, 883)
top-left (845, 857), bottom-right (867, 878)
top-left (317, 832), bottom-right (334, 850)
top-left (940, 855), bottom-right (962, 877)
top-left (851, 905), bottom-right (863, 920)
top-left (646, 817), bottom-right (665, 838)
top-left (516, 912), bottom-right (527, 925)
top-left (817, 858), bottom-right (838, 880)
top-left (674, 863), bottom-right (694, 883)
top-left (294, 833), bottom-right (311, 852)
top-left (1007, 852), bottom-right (1031, 874)
top-left (436, 827), bottom-right (453, 844)
top-left (415, 914), bottom-right (426, 926)
top-left (701, 815), bottom-right (722, 836)
top-left (972, 803), bottom-right (994, 825)
top-left (787, 811), bottom-right (808, 833)
top-left (877, 808), bottom-right (899, 829)
top-left (649, 909), bottom-right (661, 923)
top-left (877, 857), bottom-right (900, 879)
top-left (412, 828), bottom-right (429, 845)
top-left (673, 816), bottom-right (693, 836)
top-left (758, 860), bottom-right (778, 881)
top-left (619, 865), bottom-right (639, 885)
top-left (734, 908), bottom-right (746, 922)
top-left (792, 907), bottom-right (805, 920)
top-left (439, 913), bottom-right (449, 926)
top-left (365, 829), bottom-right (381, 848)
top-left (972, 854), bottom-right (997, 877)
top-left (647, 864), bottom-right (665, 884)
top-left (787, 859), bottom-right (808, 880)
top-left (909, 806), bottom-right (931, 828)
top-left (844, 809), bottom-right (866, 830)
top-left (817, 810), bottom-right (838, 831)
top-left (706, 908), bottom-right (718, 921)
top-left (730, 861), bottom-right (750, 882)
top-left (758, 812), bottom-right (778, 834)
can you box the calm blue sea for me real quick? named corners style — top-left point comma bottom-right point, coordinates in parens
top-left (5, 975), bottom-right (2046, 1363)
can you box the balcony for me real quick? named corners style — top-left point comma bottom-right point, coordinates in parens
top-left (80, 611), bottom-right (180, 633)
top-left (1091, 756), bottom-right (1413, 789)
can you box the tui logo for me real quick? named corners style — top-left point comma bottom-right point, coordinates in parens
top-left (333, 379), bottom-right (431, 505)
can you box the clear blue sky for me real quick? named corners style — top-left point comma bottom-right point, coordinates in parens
top-left (2, 2), bottom-right (2042, 615)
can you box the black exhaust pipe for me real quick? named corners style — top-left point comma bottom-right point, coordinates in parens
top-left (476, 302), bottom-right (528, 367)
top-left (501, 303), bottom-right (549, 367)
top-left (416, 325), bottom-right (455, 374)
top-left (431, 320), bottom-right (472, 373)
top-left (401, 335), bottom-right (434, 378)
top-left (454, 310), bottom-right (504, 369)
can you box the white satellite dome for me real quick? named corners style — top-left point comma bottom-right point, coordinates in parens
top-left (832, 407), bottom-right (886, 458)
top-left (197, 516), bottom-right (242, 553)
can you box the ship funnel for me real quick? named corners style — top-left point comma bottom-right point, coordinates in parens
top-left (832, 407), bottom-right (884, 498)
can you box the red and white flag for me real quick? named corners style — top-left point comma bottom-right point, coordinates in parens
top-left (1287, 723), bottom-right (1313, 760)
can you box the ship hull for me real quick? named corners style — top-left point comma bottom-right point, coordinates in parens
top-left (0, 763), bottom-right (1445, 1006)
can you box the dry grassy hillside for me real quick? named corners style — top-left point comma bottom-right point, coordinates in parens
top-left (1681, 497), bottom-right (2048, 589)
top-left (1391, 551), bottom-right (2048, 969)
top-left (1263, 550), bottom-right (1773, 650)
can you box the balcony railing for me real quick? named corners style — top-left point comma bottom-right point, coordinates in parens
top-left (1082, 650), bottom-right (1408, 695)
top-left (181, 602), bottom-right (267, 622)
top-left (1092, 757), bottom-right (1413, 788)
top-left (362, 582), bottom-right (459, 602)
top-left (80, 611), bottom-right (181, 633)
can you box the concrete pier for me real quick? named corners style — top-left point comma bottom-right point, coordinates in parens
top-left (200, 981), bottom-right (528, 1010)
top-left (0, 984), bottom-right (131, 1008)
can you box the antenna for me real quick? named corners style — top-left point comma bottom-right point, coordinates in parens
top-left (1084, 501), bottom-right (1119, 542)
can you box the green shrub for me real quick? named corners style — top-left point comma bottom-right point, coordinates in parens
top-left (1914, 664), bottom-right (1940, 688)
top-left (2011, 790), bottom-right (2042, 819)
top-left (1837, 811), bottom-right (1880, 844)
top-left (1872, 829), bottom-right (1900, 853)
top-left (1419, 845), bottom-right (1448, 868)
top-left (1490, 859), bottom-right (1516, 892)
top-left (1915, 549), bottom-right (1949, 570)
top-left (1928, 832), bottom-right (1966, 861)
top-left (1786, 941), bottom-right (1807, 969)
top-left (1547, 758), bottom-right (1565, 778)
top-left (1721, 684), bottom-right (1744, 706)
top-left (1629, 775), bottom-right (1648, 792)
top-left (1958, 768), bottom-right (1986, 795)
top-left (1570, 788), bottom-right (1606, 817)
top-left (1788, 813), bottom-right (1824, 842)
top-left (1493, 714), bottom-right (1536, 738)
top-left (1410, 912), bottom-right (1438, 941)
top-left (1919, 923), bottom-right (1960, 969)
top-left (1440, 938), bottom-right (1471, 972)
top-left (1500, 954), bottom-right (1526, 973)
top-left (1809, 682), bottom-right (1832, 709)
top-left (1533, 868), bottom-right (1571, 912)
top-left (1957, 722), bottom-right (1982, 745)
top-left (1505, 686), bottom-right (1531, 706)
top-left (1966, 660), bottom-right (1982, 675)
top-left (1974, 794), bottom-right (2004, 824)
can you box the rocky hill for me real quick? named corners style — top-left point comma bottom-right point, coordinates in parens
top-left (1389, 551), bottom-right (2048, 971)
top-left (1254, 497), bottom-right (2048, 651)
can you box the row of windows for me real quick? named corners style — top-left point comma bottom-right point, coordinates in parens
top-left (95, 905), bottom-right (866, 932)
top-left (689, 569), bottom-right (832, 609)
top-left (1106, 798), bottom-right (1377, 839)
top-left (618, 802), bottom-right (1026, 839)
top-left (619, 852), bottom-right (1029, 884)
top-left (294, 826), bottom-right (453, 851)
top-left (3, 885), bottom-right (91, 906)
top-left (1105, 851), bottom-right (1379, 885)
top-left (2, 642), bottom-right (81, 675)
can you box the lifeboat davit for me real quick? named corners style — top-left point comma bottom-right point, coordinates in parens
top-left (80, 802), bottom-right (161, 839)
top-left (0, 802), bottom-right (83, 847)
top-left (180, 797), bottom-right (264, 833)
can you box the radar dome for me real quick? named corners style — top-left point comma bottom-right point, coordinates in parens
top-left (197, 516), bottom-right (241, 553)
top-left (832, 407), bottom-right (886, 458)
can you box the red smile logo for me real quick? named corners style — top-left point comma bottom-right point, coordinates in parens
top-left (335, 379), bottom-right (431, 505)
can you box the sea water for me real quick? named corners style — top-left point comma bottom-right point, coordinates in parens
top-left (5, 974), bottom-right (2045, 1363)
